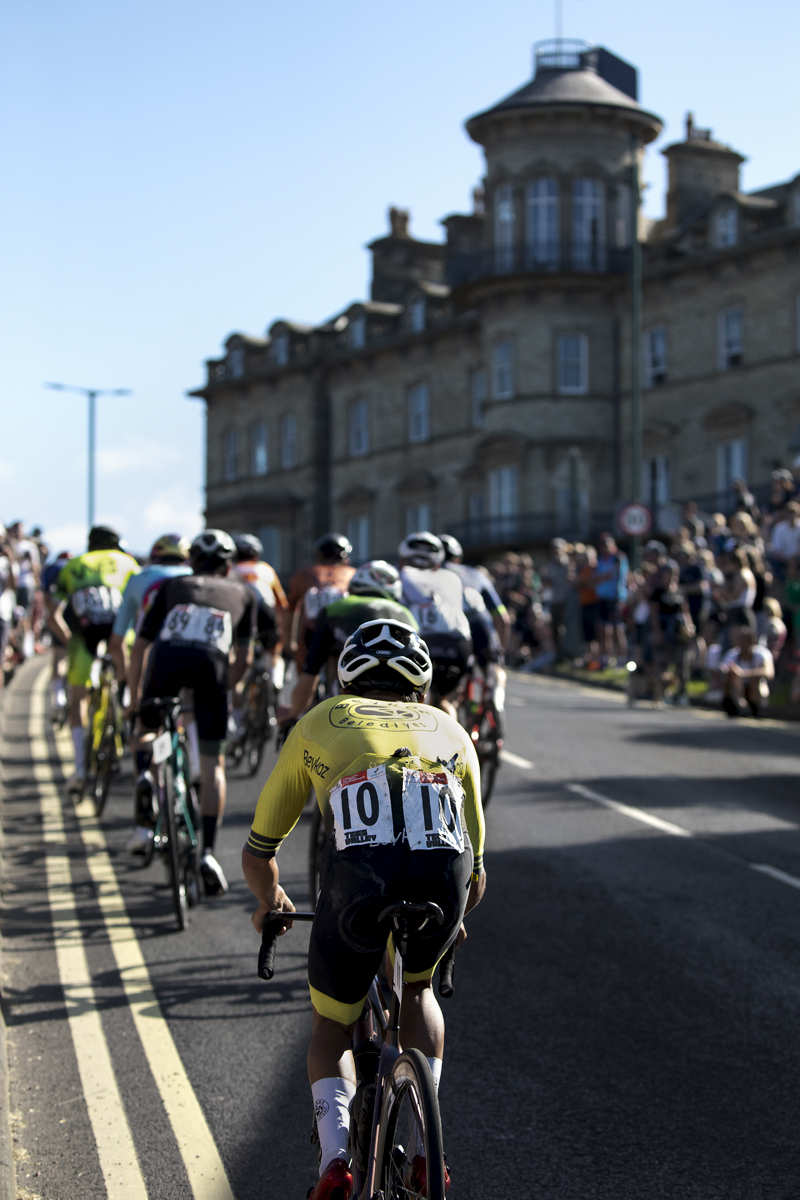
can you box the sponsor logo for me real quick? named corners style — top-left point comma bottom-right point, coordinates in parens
top-left (303, 750), bottom-right (330, 779)
top-left (314, 1099), bottom-right (329, 1120)
top-left (344, 829), bottom-right (378, 845)
top-left (328, 698), bottom-right (438, 732)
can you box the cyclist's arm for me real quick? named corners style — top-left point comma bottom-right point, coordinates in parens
top-left (127, 635), bottom-right (151, 709)
top-left (461, 738), bottom-right (485, 882)
top-left (50, 598), bottom-right (71, 647)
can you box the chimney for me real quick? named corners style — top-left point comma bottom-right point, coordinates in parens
top-left (662, 114), bottom-right (745, 230)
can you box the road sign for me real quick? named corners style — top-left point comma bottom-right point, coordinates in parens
top-left (618, 502), bottom-right (653, 537)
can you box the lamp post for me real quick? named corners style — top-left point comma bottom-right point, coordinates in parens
top-left (44, 383), bottom-right (132, 529)
top-left (629, 133), bottom-right (643, 569)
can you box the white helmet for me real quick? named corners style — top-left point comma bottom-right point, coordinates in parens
top-left (190, 529), bottom-right (236, 571)
top-left (349, 560), bottom-right (402, 602)
top-left (338, 620), bottom-right (432, 695)
top-left (398, 531), bottom-right (444, 569)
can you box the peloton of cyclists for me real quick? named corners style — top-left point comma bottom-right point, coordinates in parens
top-left (242, 618), bottom-right (487, 1200)
top-left (229, 533), bottom-right (289, 744)
top-left (285, 533), bottom-right (355, 672)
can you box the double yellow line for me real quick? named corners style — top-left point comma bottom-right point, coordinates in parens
top-left (29, 668), bottom-right (236, 1199)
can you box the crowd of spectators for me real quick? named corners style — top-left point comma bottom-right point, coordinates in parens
top-left (0, 522), bottom-right (52, 691)
top-left (487, 472), bottom-right (800, 717)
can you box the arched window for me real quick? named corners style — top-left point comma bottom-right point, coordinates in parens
top-left (526, 178), bottom-right (559, 269)
top-left (572, 179), bottom-right (605, 271)
top-left (494, 183), bottom-right (515, 274)
top-left (251, 422), bottom-right (268, 475)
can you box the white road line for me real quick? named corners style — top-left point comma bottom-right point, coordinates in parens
top-left (566, 782), bottom-right (693, 838)
top-left (500, 749), bottom-right (535, 770)
top-left (51, 705), bottom-right (236, 1200)
top-left (750, 863), bottom-right (800, 891)
top-left (29, 673), bottom-right (148, 1200)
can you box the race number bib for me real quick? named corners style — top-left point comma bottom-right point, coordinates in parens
top-left (304, 585), bottom-right (346, 622)
top-left (72, 585), bottom-right (122, 625)
top-left (402, 769), bottom-right (465, 853)
top-left (329, 765), bottom-right (394, 851)
top-left (159, 604), bottom-right (233, 654)
top-left (410, 596), bottom-right (467, 637)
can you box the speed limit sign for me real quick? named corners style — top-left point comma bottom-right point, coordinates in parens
top-left (618, 502), bottom-right (653, 537)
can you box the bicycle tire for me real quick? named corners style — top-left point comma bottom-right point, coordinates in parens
top-left (162, 761), bottom-right (187, 931)
top-left (246, 677), bottom-right (273, 776)
top-left (92, 694), bottom-right (118, 818)
top-left (479, 746), bottom-right (499, 808)
top-left (307, 801), bottom-right (333, 904)
top-left (376, 1048), bottom-right (446, 1200)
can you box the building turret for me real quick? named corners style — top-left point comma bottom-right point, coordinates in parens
top-left (659, 114), bottom-right (746, 233)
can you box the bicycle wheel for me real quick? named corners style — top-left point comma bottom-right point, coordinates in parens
top-left (247, 677), bottom-right (274, 776)
top-left (476, 710), bottom-right (501, 809)
top-left (162, 761), bottom-right (187, 931)
top-left (92, 694), bottom-right (118, 817)
top-left (307, 801), bottom-right (333, 904)
top-left (376, 1048), bottom-right (446, 1200)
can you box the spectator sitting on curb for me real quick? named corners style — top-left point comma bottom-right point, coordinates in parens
top-left (720, 612), bottom-right (774, 718)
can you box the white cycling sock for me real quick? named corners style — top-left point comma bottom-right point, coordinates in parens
top-left (312, 1077), bottom-right (356, 1176)
top-left (71, 726), bottom-right (85, 776)
top-left (271, 654), bottom-right (285, 692)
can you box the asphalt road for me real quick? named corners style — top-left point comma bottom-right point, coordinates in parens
top-left (5, 659), bottom-right (800, 1199)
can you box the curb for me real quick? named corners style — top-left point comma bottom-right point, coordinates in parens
top-left (0, 658), bottom-right (43, 1200)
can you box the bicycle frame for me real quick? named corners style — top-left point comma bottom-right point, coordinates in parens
top-left (152, 710), bottom-right (199, 856)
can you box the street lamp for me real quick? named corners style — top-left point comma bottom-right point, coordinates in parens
top-left (629, 133), bottom-right (643, 569)
top-left (44, 382), bottom-right (132, 529)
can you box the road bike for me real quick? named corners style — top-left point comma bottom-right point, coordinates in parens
top-left (229, 653), bottom-right (278, 776)
top-left (259, 902), bottom-right (456, 1200)
top-left (138, 695), bottom-right (202, 931)
top-left (82, 652), bottom-right (123, 817)
top-left (458, 666), bottom-right (502, 807)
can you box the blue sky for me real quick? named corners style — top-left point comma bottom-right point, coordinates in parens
top-left (1, 0), bottom-right (797, 556)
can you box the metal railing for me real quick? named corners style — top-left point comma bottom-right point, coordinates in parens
top-left (448, 511), bottom-right (616, 552)
top-left (447, 241), bottom-right (629, 287)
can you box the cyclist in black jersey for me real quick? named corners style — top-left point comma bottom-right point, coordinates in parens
top-left (131, 530), bottom-right (256, 895)
top-left (279, 560), bottom-right (416, 726)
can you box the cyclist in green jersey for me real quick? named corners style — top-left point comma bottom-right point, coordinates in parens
top-left (279, 560), bottom-right (417, 726)
top-left (51, 526), bottom-right (139, 793)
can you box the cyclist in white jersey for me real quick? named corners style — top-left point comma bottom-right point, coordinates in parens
top-left (398, 532), bottom-right (472, 716)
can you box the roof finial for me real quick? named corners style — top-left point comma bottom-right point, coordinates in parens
top-left (686, 111), bottom-right (694, 141)
top-left (389, 207), bottom-right (410, 237)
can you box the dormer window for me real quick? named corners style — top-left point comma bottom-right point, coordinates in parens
top-left (229, 346), bottom-right (245, 379)
top-left (409, 298), bottom-right (426, 333)
top-left (714, 206), bottom-right (738, 248)
top-left (272, 335), bottom-right (289, 366)
top-left (349, 315), bottom-right (366, 349)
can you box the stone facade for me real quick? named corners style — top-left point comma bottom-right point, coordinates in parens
top-left (191, 40), bottom-right (800, 572)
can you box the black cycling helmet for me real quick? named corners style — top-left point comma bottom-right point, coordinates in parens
top-left (190, 529), bottom-right (236, 573)
top-left (315, 532), bottom-right (352, 562)
top-left (234, 533), bottom-right (263, 563)
top-left (88, 524), bottom-right (122, 552)
top-left (338, 619), bottom-right (432, 698)
top-left (438, 534), bottom-right (463, 563)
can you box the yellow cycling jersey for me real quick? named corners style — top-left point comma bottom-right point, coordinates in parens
top-left (57, 549), bottom-right (139, 599)
top-left (247, 694), bottom-right (485, 873)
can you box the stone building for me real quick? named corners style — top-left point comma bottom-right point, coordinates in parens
top-left (190, 39), bottom-right (800, 571)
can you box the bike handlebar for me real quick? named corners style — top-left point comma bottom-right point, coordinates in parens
top-left (257, 911), bottom-right (315, 981)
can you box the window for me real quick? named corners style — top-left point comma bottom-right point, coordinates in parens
top-left (251, 422), bottom-right (268, 476)
top-left (223, 430), bottom-right (239, 482)
top-left (717, 439), bottom-right (748, 499)
top-left (557, 334), bottom-right (589, 395)
top-left (615, 183), bottom-right (631, 248)
top-left (489, 466), bottom-right (519, 539)
top-left (491, 340), bottom-right (514, 400)
top-left (494, 183), bottom-right (515, 273)
top-left (408, 383), bottom-right (430, 443)
top-left (258, 525), bottom-right (282, 572)
top-left (642, 455), bottom-right (671, 507)
top-left (346, 516), bottom-right (370, 565)
top-left (349, 400), bottom-right (369, 457)
top-left (406, 503), bottom-right (431, 535)
top-left (229, 346), bottom-right (245, 379)
top-left (718, 307), bottom-right (743, 369)
top-left (349, 315), bottom-right (366, 349)
top-left (714, 206), bottom-right (738, 248)
top-left (643, 327), bottom-right (667, 387)
top-left (409, 298), bottom-right (426, 333)
top-left (272, 334), bottom-right (289, 366)
top-left (572, 179), bottom-right (605, 270)
top-left (525, 178), bottom-right (559, 269)
top-left (280, 413), bottom-right (297, 468)
top-left (471, 369), bottom-right (487, 428)
top-left (468, 492), bottom-right (485, 522)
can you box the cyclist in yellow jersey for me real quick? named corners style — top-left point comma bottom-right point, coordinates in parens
top-left (242, 619), bottom-right (486, 1200)
top-left (51, 525), bottom-right (139, 793)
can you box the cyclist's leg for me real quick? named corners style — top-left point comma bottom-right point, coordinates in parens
top-left (66, 633), bottom-right (93, 788)
top-left (191, 650), bottom-right (231, 893)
